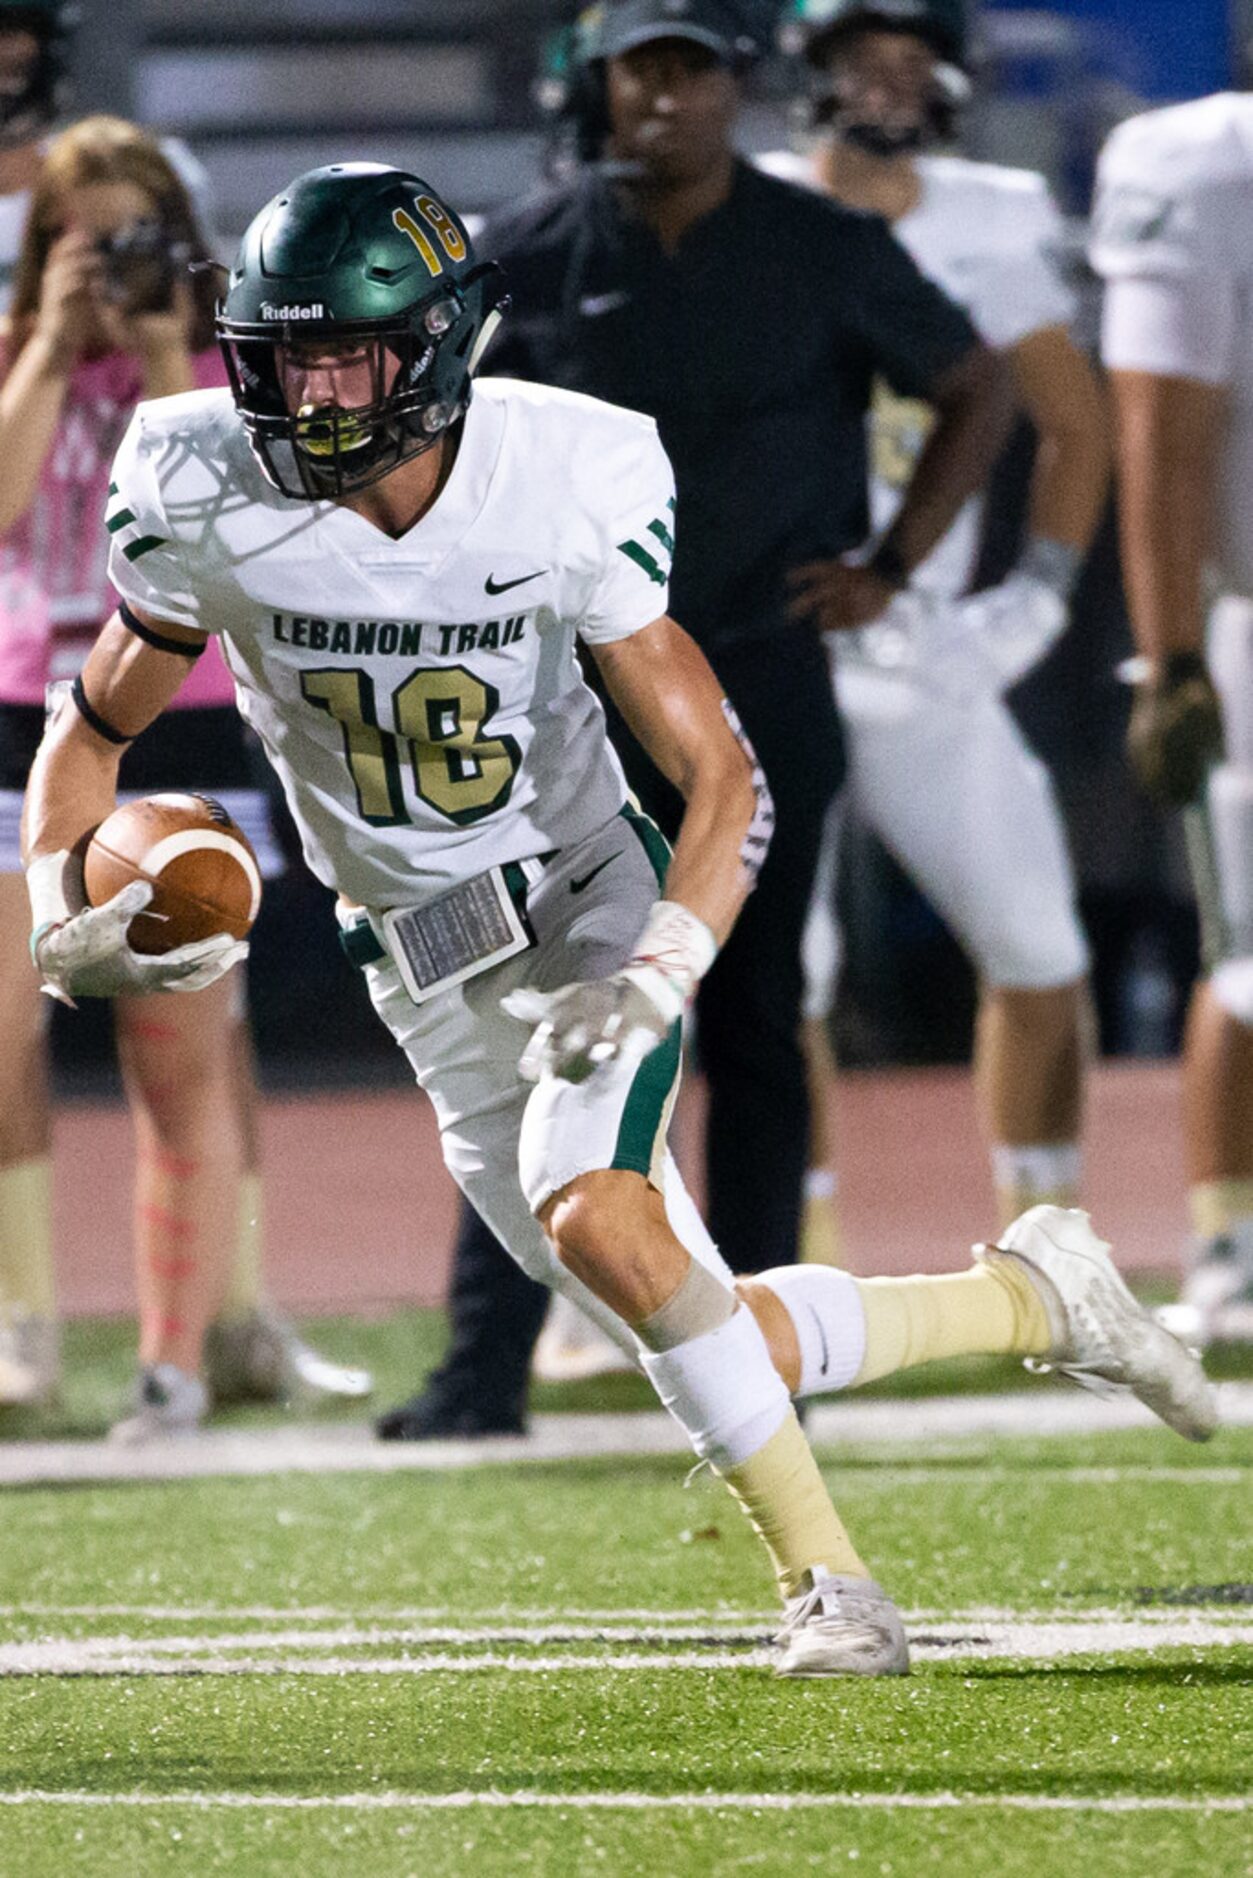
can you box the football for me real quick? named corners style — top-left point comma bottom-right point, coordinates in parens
top-left (82, 792), bottom-right (262, 955)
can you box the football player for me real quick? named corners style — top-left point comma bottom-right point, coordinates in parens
top-left (22, 164), bottom-right (1214, 1670)
top-left (767, 0), bottom-right (1109, 1253)
top-left (1093, 90), bottom-right (1253, 1345)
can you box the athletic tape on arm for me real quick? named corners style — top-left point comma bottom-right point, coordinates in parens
top-left (721, 699), bottom-right (773, 886)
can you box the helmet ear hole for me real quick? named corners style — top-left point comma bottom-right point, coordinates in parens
top-left (423, 295), bottom-right (460, 336)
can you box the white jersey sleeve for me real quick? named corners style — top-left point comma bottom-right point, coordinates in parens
top-left (1091, 95), bottom-right (1253, 284)
top-left (106, 403), bottom-right (207, 633)
top-left (1092, 97), bottom-right (1253, 385)
top-left (577, 419), bottom-right (676, 645)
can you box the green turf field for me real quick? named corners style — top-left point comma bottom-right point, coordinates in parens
top-left (0, 1320), bottom-right (1249, 1877)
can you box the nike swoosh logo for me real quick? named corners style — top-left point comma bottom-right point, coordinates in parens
top-left (578, 291), bottom-right (629, 317)
top-left (570, 853), bottom-right (622, 895)
top-left (485, 570), bottom-right (545, 596)
top-left (807, 1304), bottom-right (830, 1377)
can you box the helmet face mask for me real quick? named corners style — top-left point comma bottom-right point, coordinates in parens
top-left (784, 0), bottom-right (969, 152)
top-left (217, 164), bottom-right (508, 502)
top-left (826, 24), bottom-right (966, 156)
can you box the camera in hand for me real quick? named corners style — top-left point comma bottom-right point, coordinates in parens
top-left (96, 219), bottom-right (189, 315)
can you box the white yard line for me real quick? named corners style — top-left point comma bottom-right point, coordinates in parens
top-left (0, 1601), bottom-right (1246, 1626)
top-left (0, 1789), bottom-right (1245, 1816)
top-left (0, 1384), bottom-right (1249, 1487)
top-left (0, 1614), bottom-right (1248, 1676)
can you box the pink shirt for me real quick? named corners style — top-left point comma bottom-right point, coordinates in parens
top-left (0, 344), bottom-right (235, 708)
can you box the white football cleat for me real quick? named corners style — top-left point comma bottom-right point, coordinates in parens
top-left (108, 1363), bottom-right (208, 1444)
top-left (205, 1308), bottom-right (372, 1405)
top-left (0, 1312), bottom-right (59, 1408)
top-left (978, 1206), bottom-right (1218, 1442)
top-left (774, 1570), bottom-right (910, 1679)
top-left (532, 1292), bottom-right (637, 1384)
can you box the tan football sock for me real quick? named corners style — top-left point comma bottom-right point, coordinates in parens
top-left (717, 1409), bottom-right (867, 1598)
top-left (1189, 1178), bottom-right (1253, 1240)
top-left (0, 1157), bottom-right (55, 1317)
top-left (851, 1262), bottom-right (1052, 1387)
top-left (219, 1170), bottom-right (264, 1321)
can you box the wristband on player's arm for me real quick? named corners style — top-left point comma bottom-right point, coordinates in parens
top-left (623, 900), bottom-right (718, 1025)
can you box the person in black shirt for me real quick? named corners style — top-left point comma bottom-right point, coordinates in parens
top-left (377, 0), bottom-right (1013, 1438)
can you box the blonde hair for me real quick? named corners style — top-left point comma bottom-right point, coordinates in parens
top-left (8, 114), bottom-right (218, 356)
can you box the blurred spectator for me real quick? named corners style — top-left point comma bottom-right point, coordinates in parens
top-left (0, 114), bottom-right (369, 1426)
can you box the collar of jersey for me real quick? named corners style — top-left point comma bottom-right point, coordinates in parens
top-left (326, 386), bottom-right (508, 574)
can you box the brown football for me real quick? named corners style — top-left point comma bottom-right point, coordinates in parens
top-left (83, 793), bottom-right (261, 955)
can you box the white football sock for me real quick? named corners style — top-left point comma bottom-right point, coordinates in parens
top-left (753, 1264), bottom-right (867, 1397)
top-left (640, 1302), bottom-right (791, 1468)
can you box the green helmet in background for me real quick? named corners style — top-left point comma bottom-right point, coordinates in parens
top-left (785, 0), bottom-right (969, 68)
top-left (0, 0), bottom-right (77, 144)
top-left (217, 162), bottom-right (509, 501)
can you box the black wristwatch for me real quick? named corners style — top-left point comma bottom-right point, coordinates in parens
top-left (867, 537), bottom-right (910, 589)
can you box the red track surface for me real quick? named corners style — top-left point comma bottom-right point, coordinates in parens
top-left (52, 1059), bottom-right (1188, 1318)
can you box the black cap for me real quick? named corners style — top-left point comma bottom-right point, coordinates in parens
top-left (595, 0), bottom-right (759, 64)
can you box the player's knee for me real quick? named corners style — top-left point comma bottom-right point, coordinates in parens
top-left (542, 1175), bottom-right (624, 1275)
top-left (540, 1171), bottom-right (662, 1304)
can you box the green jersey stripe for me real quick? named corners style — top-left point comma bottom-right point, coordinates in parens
top-left (617, 538), bottom-right (667, 586)
top-left (105, 508), bottom-right (136, 534)
top-left (121, 534), bottom-right (169, 563)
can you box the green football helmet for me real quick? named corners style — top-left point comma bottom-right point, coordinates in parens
top-left (217, 163), bottom-right (509, 501)
top-left (0, 1), bottom-right (76, 144)
top-left (786, 0), bottom-right (969, 69)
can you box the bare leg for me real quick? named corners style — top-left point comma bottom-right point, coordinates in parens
top-left (0, 873), bottom-right (57, 1398)
top-left (973, 978), bottom-right (1087, 1229)
top-left (1182, 982), bottom-right (1253, 1188)
top-left (115, 972), bottom-right (244, 1378)
top-left (540, 1170), bottom-right (868, 1598)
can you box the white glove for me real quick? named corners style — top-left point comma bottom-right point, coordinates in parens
top-left (843, 574), bottom-right (1067, 703)
top-left (503, 970), bottom-right (674, 1085)
top-left (947, 570), bottom-right (1068, 692)
top-left (33, 879), bottom-right (248, 1005)
top-left (504, 899), bottom-right (716, 1085)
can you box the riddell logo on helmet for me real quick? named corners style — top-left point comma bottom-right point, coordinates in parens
top-left (259, 301), bottom-right (327, 320)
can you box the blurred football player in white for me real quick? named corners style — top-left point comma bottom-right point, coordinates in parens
top-left (765, 0), bottom-right (1109, 1256)
top-left (22, 162), bottom-right (1212, 1671)
top-left (1093, 90), bottom-right (1253, 1345)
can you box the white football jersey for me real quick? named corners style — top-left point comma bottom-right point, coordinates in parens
top-left (106, 378), bottom-right (675, 908)
top-left (1092, 93), bottom-right (1253, 597)
top-left (759, 150), bottom-right (1074, 598)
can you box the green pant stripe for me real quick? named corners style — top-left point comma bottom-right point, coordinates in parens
top-left (611, 805), bottom-right (679, 1175)
top-left (611, 1019), bottom-right (682, 1176)
top-left (617, 803), bottom-right (671, 889)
